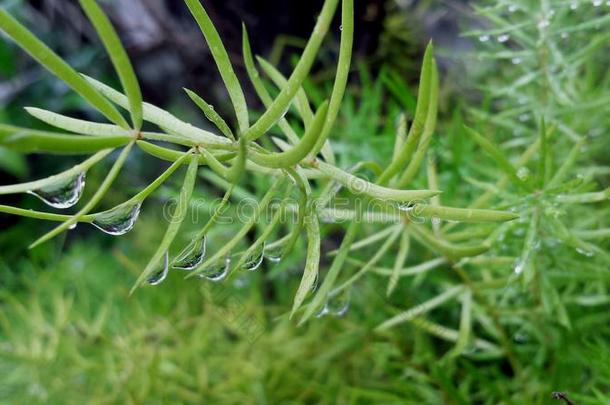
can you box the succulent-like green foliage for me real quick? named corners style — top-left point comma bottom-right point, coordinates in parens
top-left (0, 1), bottom-right (516, 323)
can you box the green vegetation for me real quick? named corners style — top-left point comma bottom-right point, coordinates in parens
top-left (0, 0), bottom-right (608, 403)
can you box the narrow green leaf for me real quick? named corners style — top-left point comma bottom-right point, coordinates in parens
top-left (377, 42), bottom-right (434, 185)
top-left (242, 0), bottom-right (339, 142)
top-left (397, 60), bottom-right (439, 187)
top-left (450, 289), bottom-right (473, 357)
top-left (0, 205), bottom-right (85, 222)
top-left (25, 107), bottom-right (131, 136)
top-left (256, 56), bottom-right (314, 127)
top-left (375, 285), bottom-right (464, 331)
top-left (0, 125), bottom-right (130, 154)
top-left (184, 88), bottom-right (235, 140)
top-left (409, 224), bottom-right (490, 260)
top-left (330, 226), bottom-right (402, 296)
top-left (410, 204), bottom-right (519, 223)
top-left (0, 8), bottom-right (128, 128)
top-left (313, 160), bottom-right (440, 203)
top-left (79, 0), bottom-right (142, 130)
top-left (291, 213), bottom-right (321, 318)
top-left (132, 153), bottom-right (199, 291)
top-left (391, 113), bottom-right (407, 164)
top-left (311, 0), bottom-right (354, 159)
top-left (387, 230), bottom-right (410, 296)
top-left (83, 75), bottom-right (231, 147)
top-left (463, 125), bottom-right (532, 192)
top-left (0, 149), bottom-right (111, 195)
top-left (184, 0), bottom-right (249, 132)
top-left (299, 217), bottom-right (362, 325)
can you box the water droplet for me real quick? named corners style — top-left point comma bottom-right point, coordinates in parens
top-left (173, 236), bottom-right (206, 270)
top-left (478, 35), bottom-right (490, 42)
top-left (242, 243), bottom-right (265, 271)
top-left (265, 246), bottom-right (283, 263)
top-left (576, 248), bottom-right (594, 257)
top-left (537, 19), bottom-right (550, 29)
top-left (398, 202), bottom-right (415, 212)
top-left (339, 24), bottom-right (343, 31)
top-left (199, 256), bottom-right (230, 281)
top-left (511, 57), bottom-right (523, 65)
top-left (91, 201), bottom-right (141, 235)
top-left (148, 252), bottom-right (169, 285)
top-left (317, 289), bottom-right (351, 318)
top-left (508, 4), bottom-right (518, 12)
top-left (68, 223), bottom-right (77, 230)
top-left (27, 173), bottom-right (85, 209)
top-left (514, 261), bottom-right (524, 274)
top-left (497, 34), bottom-right (510, 43)
top-left (517, 167), bottom-right (530, 180)
top-left (513, 333), bottom-right (529, 343)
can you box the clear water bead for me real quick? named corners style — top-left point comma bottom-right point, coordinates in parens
top-left (27, 173), bottom-right (85, 209)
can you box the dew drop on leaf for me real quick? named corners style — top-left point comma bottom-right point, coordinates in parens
top-left (517, 167), bottom-right (530, 180)
top-left (242, 242), bottom-right (265, 271)
top-left (148, 252), bottom-right (169, 286)
top-left (265, 245), bottom-right (283, 263)
top-left (317, 289), bottom-right (351, 318)
top-left (199, 256), bottom-right (230, 281)
top-left (27, 172), bottom-right (85, 209)
top-left (173, 236), bottom-right (206, 270)
top-left (91, 202), bottom-right (142, 235)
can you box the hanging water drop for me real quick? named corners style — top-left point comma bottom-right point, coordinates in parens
top-left (511, 57), bottom-right (522, 65)
top-left (508, 4), bottom-right (518, 12)
top-left (513, 261), bottom-right (524, 274)
top-left (317, 290), bottom-right (351, 318)
top-left (398, 202), bottom-right (416, 212)
top-left (27, 173), bottom-right (85, 209)
top-left (148, 252), bottom-right (169, 285)
top-left (91, 201), bottom-right (142, 235)
top-left (199, 256), bottom-right (230, 281)
top-left (576, 247), bottom-right (594, 257)
top-left (173, 236), bottom-right (206, 270)
top-left (265, 245), bottom-right (283, 263)
top-left (517, 167), bottom-right (530, 180)
top-left (478, 35), bottom-right (490, 42)
top-left (497, 34), bottom-right (510, 43)
top-left (242, 243), bottom-right (265, 271)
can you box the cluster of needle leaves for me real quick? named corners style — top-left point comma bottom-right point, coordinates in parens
top-left (0, 0), bottom-right (516, 321)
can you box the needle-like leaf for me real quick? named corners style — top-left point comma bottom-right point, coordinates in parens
top-left (184, 0), bottom-right (249, 133)
top-left (131, 153), bottom-right (199, 291)
top-left (79, 0), bottom-right (143, 130)
top-left (0, 8), bottom-right (128, 128)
